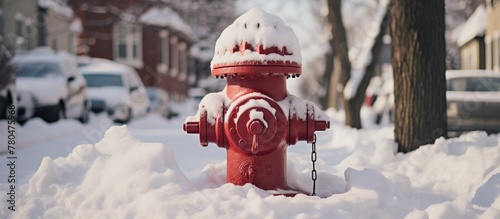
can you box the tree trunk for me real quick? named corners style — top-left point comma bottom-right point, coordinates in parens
top-left (390, 0), bottom-right (448, 153)
top-left (320, 51), bottom-right (334, 109)
top-left (344, 11), bottom-right (390, 129)
top-left (326, 0), bottom-right (351, 110)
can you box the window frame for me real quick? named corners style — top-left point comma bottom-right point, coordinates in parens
top-left (113, 22), bottom-right (143, 68)
top-left (157, 30), bottom-right (170, 74)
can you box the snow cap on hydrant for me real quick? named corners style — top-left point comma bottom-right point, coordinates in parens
top-left (211, 8), bottom-right (302, 77)
top-left (184, 8), bottom-right (329, 196)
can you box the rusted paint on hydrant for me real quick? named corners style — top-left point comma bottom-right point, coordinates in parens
top-left (183, 8), bottom-right (330, 193)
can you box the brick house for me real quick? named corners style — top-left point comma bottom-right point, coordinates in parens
top-left (68, 0), bottom-right (195, 100)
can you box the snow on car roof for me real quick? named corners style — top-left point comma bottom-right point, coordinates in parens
top-left (80, 62), bottom-right (137, 75)
top-left (12, 47), bottom-right (72, 63)
top-left (446, 70), bottom-right (500, 79)
top-left (210, 8), bottom-right (301, 69)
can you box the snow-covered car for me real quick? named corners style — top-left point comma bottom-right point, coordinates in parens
top-left (146, 87), bottom-right (171, 118)
top-left (13, 48), bottom-right (90, 123)
top-left (446, 70), bottom-right (500, 133)
top-left (0, 40), bottom-right (17, 120)
top-left (80, 62), bottom-right (149, 123)
top-left (75, 55), bottom-right (113, 68)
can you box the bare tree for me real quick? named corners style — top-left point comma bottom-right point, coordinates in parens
top-left (390, 0), bottom-right (448, 153)
top-left (325, 0), bottom-right (350, 110)
top-left (325, 0), bottom-right (389, 129)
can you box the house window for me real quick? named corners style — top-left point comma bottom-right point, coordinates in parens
top-left (179, 42), bottom-right (187, 81)
top-left (169, 36), bottom-right (178, 77)
top-left (497, 36), bottom-right (500, 70)
top-left (494, 34), bottom-right (500, 71)
top-left (486, 37), bottom-right (492, 70)
top-left (16, 20), bottom-right (22, 36)
top-left (52, 38), bottom-right (58, 51)
top-left (471, 47), bottom-right (477, 69)
top-left (114, 22), bottom-right (142, 68)
top-left (132, 26), bottom-right (139, 59)
top-left (160, 39), bottom-right (165, 63)
top-left (118, 24), bottom-right (127, 59)
top-left (158, 30), bottom-right (169, 74)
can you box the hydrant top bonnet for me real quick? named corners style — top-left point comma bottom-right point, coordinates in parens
top-left (211, 8), bottom-right (302, 77)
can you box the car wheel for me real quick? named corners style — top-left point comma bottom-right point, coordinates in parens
top-left (45, 102), bottom-right (66, 123)
top-left (0, 95), bottom-right (11, 120)
top-left (115, 107), bottom-right (132, 124)
top-left (124, 108), bottom-right (132, 123)
top-left (79, 102), bottom-right (90, 124)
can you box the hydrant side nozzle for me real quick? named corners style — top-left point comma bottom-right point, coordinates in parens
top-left (183, 122), bottom-right (200, 134)
top-left (314, 121), bottom-right (330, 131)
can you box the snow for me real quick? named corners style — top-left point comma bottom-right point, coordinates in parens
top-left (211, 8), bottom-right (302, 70)
top-left (249, 109), bottom-right (268, 128)
top-left (69, 19), bottom-right (83, 34)
top-left (188, 91), bottom-right (329, 126)
top-left (185, 91), bottom-right (231, 125)
top-left (1, 99), bottom-right (500, 218)
top-left (139, 6), bottom-right (195, 41)
top-left (453, 5), bottom-right (486, 47)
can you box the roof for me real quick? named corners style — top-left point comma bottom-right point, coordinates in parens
top-left (453, 5), bottom-right (486, 47)
top-left (139, 6), bottom-right (195, 42)
top-left (38, 0), bottom-right (73, 17)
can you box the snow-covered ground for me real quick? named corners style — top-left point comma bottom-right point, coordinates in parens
top-left (0, 100), bottom-right (499, 218)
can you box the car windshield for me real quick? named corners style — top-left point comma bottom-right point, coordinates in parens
top-left (15, 62), bottom-right (62, 78)
top-left (447, 77), bottom-right (500, 92)
top-left (83, 74), bottom-right (123, 87)
top-left (147, 90), bottom-right (158, 101)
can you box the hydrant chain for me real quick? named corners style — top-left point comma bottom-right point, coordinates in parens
top-left (311, 134), bottom-right (317, 196)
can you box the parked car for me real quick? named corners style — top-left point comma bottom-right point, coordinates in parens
top-left (373, 70), bottom-right (500, 133)
top-left (146, 87), bottom-right (171, 118)
top-left (13, 48), bottom-right (90, 123)
top-left (80, 62), bottom-right (149, 123)
top-left (75, 55), bottom-right (113, 68)
top-left (446, 70), bottom-right (500, 133)
top-left (0, 40), bottom-right (17, 120)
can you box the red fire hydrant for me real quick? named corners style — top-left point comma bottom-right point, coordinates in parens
top-left (183, 8), bottom-right (330, 193)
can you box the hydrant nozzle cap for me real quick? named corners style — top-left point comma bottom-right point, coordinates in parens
top-left (211, 8), bottom-right (302, 77)
top-left (248, 120), bottom-right (266, 136)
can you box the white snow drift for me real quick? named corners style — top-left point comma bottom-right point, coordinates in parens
top-left (3, 121), bottom-right (499, 218)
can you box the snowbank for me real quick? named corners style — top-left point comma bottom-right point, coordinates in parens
top-left (4, 121), bottom-right (499, 218)
top-left (13, 126), bottom-right (194, 218)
